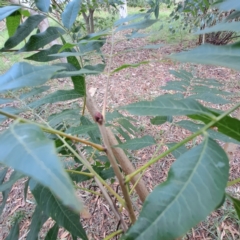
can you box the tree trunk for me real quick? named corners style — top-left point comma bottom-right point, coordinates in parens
top-left (119, 0), bottom-right (128, 19)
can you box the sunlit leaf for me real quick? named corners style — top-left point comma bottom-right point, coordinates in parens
top-left (6, 10), bottom-right (21, 37)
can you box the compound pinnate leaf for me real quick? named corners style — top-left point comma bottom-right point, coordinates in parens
top-left (0, 62), bottom-right (64, 93)
top-left (4, 15), bottom-right (46, 49)
top-left (62, 0), bottom-right (82, 29)
top-left (123, 138), bottom-right (229, 240)
top-left (0, 6), bottom-right (21, 21)
top-left (30, 181), bottom-right (88, 240)
top-left (34, 0), bottom-right (50, 12)
top-left (115, 135), bottom-right (156, 150)
top-left (0, 124), bottom-right (82, 212)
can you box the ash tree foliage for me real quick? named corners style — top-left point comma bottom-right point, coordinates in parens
top-left (0, 0), bottom-right (240, 239)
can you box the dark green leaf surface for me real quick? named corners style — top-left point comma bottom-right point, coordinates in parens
top-left (0, 169), bottom-right (18, 215)
top-left (0, 171), bottom-right (24, 192)
top-left (62, 0), bottom-right (82, 29)
top-left (30, 182), bottom-right (88, 240)
top-left (34, 0), bottom-right (50, 12)
top-left (229, 196), bottom-right (240, 220)
top-left (189, 111), bottom-right (240, 142)
top-left (6, 10), bottom-right (21, 37)
top-left (123, 138), bottom-right (229, 240)
top-left (20, 27), bottom-right (65, 52)
top-left (0, 6), bottom-right (21, 21)
top-left (117, 118), bottom-right (138, 135)
top-left (25, 45), bottom-right (63, 62)
top-left (45, 223), bottom-right (59, 240)
top-left (4, 15), bottom-right (46, 49)
top-left (0, 62), bottom-right (64, 93)
top-left (177, 120), bottom-right (240, 144)
top-left (120, 96), bottom-right (213, 117)
top-left (26, 206), bottom-right (48, 240)
top-left (171, 42), bottom-right (240, 71)
top-left (29, 89), bottom-right (83, 108)
top-left (115, 135), bottom-right (156, 150)
top-left (150, 116), bottom-right (173, 125)
top-left (6, 220), bottom-right (19, 240)
top-left (188, 93), bottom-right (229, 104)
top-left (67, 125), bottom-right (99, 135)
top-left (167, 142), bottom-right (188, 159)
top-left (0, 124), bottom-right (82, 212)
top-left (48, 109), bottom-right (80, 127)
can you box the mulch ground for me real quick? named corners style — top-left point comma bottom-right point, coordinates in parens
top-left (1, 32), bottom-right (240, 239)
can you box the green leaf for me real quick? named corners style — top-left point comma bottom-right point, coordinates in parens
top-left (19, 27), bottom-right (65, 52)
top-left (4, 15), bottom-right (46, 50)
top-left (215, 0), bottom-right (240, 11)
top-left (116, 19), bottom-right (158, 31)
top-left (45, 223), bottom-right (59, 240)
top-left (0, 168), bottom-right (17, 215)
top-left (0, 98), bottom-right (14, 104)
top-left (170, 42), bottom-right (240, 71)
top-left (116, 127), bottom-right (131, 140)
top-left (111, 61), bottom-right (149, 74)
top-left (115, 135), bottom-right (156, 150)
top-left (150, 116), bottom-right (173, 125)
top-left (114, 13), bottom-right (145, 26)
top-left (65, 51), bottom-right (86, 96)
top-left (189, 111), bottom-right (240, 142)
top-left (26, 206), bottom-right (48, 240)
top-left (6, 10), bottom-right (21, 37)
top-left (120, 96), bottom-right (212, 117)
top-left (29, 89), bottom-right (83, 108)
top-left (20, 86), bottom-right (50, 100)
top-left (67, 125), bottom-right (99, 135)
top-left (167, 143), bottom-right (188, 159)
top-left (48, 109), bottom-right (80, 127)
top-left (30, 181), bottom-right (88, 240)
top-left (0, 6), bottom-right (21, 21)
top-left (162, 81), bottom-right (187, 92)
top-left (0, 124), bottom-right (82, 212)
top-left (6, 220), bottom-right (20, 240)
top-left (0, 62), bottom-right (64, 93)
top-left (25, 45), bottom-right (63, 62)
top-left (34, 0), bottom-right (50, 12)
top-left (0, 171), bottom-right (24, 192)
top-left (0, 107), bottom-right (24, 123)
top-left (123, 138), bottom-right (229, 240)
top-left (117, 118), bottom-right (138, 135)
top-left (62, 0), bottom-right (82, 29)
top-left (188, 93), bottom-right (230, 104)
top-left (228, 196), bottom-right (240, 220)
top-left (58, 43), bottom-right (77, 52)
